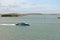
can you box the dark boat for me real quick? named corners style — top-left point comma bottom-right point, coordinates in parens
top-left (57, 17), bottom-right (60, 19)
top-left (16, 23), bottom-right (30, 26)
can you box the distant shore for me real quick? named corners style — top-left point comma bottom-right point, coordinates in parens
top-left (0, 13), bottom-right (60, 17)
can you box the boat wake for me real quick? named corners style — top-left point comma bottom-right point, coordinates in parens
top-left (0, 24), bottom-right (15, 26)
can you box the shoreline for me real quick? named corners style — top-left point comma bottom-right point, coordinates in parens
top-left (0, 13), bottom-right (60, 17)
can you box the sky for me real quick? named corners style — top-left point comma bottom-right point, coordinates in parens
top-left (0, 0), bottom-right (60, 14)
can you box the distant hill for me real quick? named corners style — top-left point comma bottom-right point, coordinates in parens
top-left (1, 13), bottom-right (60, 17)
top-left (0, 13), bottom-right (21, 17)
top-left (22, 13), bottom-right (43, 16)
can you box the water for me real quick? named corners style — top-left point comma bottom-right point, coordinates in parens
top-left (0, 15), bottom-right (60, 40)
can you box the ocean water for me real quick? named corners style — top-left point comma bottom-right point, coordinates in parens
top-left (0, 15), bottom-right (60, 40)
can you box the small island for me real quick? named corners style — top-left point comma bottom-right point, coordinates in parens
top-left (0, 13), bottom-right (21, 17)
top-left (0, 13), bottom-right (42, 17)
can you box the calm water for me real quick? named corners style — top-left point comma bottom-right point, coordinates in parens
top-left (0, 15), bottom-right (60, 40)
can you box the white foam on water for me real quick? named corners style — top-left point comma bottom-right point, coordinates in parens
top-left (0, 24), bottom-right (15, 26)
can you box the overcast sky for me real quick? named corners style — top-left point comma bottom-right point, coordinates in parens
top-left (0, 0), bottom-right (60, 14)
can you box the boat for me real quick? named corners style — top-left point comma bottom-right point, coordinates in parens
top-left (57, 17), bottom-right (60, 19)
top-left (16, 23), bottom-right (30, 26)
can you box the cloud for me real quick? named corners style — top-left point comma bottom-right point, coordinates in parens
top-left (0, 0), bottom-right (60, 13)
top-left (0, 0), bottom-right (28, 6)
